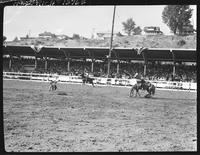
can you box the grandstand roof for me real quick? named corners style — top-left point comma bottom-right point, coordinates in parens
top-left (3, 45), bottom-right (196, 62)
top-left (85, 47), bottom-right (109, 59)
top-left (3, 45), bottom-right (37, 57)
top-left (61, 47), bottom-right (87, 59)
top-left (172, 49), bottom-right (196, 62)
top-left (40, 47), bottom-right (65, 59)
top-left (112, 47), bottom-right (143, 60)
top-left (145, 48), bottom-right (173, 61)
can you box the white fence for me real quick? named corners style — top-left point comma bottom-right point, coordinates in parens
top-left (3, 72), bottom-right (197, 90)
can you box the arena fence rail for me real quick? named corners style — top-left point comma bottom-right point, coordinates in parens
top-left (3, 72), bottom-right (197, 90)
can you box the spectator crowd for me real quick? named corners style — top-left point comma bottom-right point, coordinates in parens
top-left (3, 57), bottom-right (196, 82)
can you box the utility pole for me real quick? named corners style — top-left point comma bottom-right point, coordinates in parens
top-left (107, 5), bottom-right (116, 77)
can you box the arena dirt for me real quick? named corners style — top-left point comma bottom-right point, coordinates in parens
top-left (3, 80), bottom-right (197, 152)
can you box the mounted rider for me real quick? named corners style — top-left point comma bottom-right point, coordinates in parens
top-left (49, 77), bottom-right (58, 91)
top-left (83, 68), bottom-right (89, 79)
top-left (134, 72), bottom-right (146, 90)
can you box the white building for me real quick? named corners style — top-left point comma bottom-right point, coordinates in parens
top-left (56, 35), bottom-right (68, 39)
top-left (143, 26), bottom-right (163, 35)
top-left (38, 31), bottom-right (55, 39)
top-left (96, 31), bottom-right (118, 40)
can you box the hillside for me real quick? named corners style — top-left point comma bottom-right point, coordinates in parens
top-left (6, 34), bottom-right (196, 49)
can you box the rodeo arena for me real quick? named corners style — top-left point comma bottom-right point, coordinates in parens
top-left (3, 44), bottom-right (197, 152)
top-left (2, 4), bottom-right (197, 153)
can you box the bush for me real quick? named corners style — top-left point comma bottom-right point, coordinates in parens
top-left (72, 34), bottom-right (80, 40)
top-left (177, 39), bottom-right (186, 46)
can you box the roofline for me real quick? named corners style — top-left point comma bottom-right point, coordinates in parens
top-left (3, 45), bottom-right (196, 51)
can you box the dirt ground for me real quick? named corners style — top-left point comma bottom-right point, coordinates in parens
top-left (3, 79), bottom-right (197, 152)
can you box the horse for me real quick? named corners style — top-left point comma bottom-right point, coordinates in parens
top-left (49, 81), bottom-right (57, 91)
top-left (129, 81), bottom-right (155, 97)
top-left (80, 73), bottom-right (95, 87)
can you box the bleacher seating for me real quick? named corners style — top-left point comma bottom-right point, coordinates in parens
top-left (3, 57), bottom-right (196, 82)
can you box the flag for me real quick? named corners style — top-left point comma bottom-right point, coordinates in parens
top-left (137, 47), bottom-right (146, 55)
top-left (35, 45), bottom-right (43, 53)
top-left (30, 45), bottom-right (43, 53)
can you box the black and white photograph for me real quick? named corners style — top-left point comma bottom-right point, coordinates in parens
top-left (2, 4), bottom-right (197, 152)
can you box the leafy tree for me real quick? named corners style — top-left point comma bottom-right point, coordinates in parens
top-left (177, 39), bottom-right (186, 46)
top-left (13, 36), bottom-right (19, 42)
top-left (51, 34), bottom-right (57, 38)
top-left (162, 5), bottom-right (193, 35)
top-left (72, 33), bottom-right (80, 39)
top-left (133, 26), bottom-right (142, 35)
top-left (122, 18), bottom-right (136, 36)
top-left (116, 32), bottom-right (123, 37)
top-left (3, 36), bottom-right (7, 42)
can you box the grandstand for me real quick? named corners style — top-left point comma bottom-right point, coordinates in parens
top-left (3, 45), bottom-right (197, 90)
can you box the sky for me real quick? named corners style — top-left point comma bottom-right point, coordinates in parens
top-left (3, 5), bottom-right (197, 41)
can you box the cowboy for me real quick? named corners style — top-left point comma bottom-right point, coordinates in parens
top-left (134, 72), bottom-right (146, 90)
top-left (49, 80), bottom-right (54, 91)
top-left (146, 81), bottom-right (152, 92)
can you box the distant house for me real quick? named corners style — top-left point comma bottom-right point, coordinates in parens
top-left (96, 31), bottom-right (117, 40)
top-left (143, 26), bottom-right (163, 35)
top-left (56, 34), bottom-right (68, 39)
top-left (20, 37), bottom-right (35, 41)
top-left (176, 24), bottom-right (195, 35)
top-left (20, 35), bottom-right (35, 41)
top-left (38, 31), bottom-right (56, 38)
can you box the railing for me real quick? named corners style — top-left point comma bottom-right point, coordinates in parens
top-left (3, 72), bottom-right (197, 90)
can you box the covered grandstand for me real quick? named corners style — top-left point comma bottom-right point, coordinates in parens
top-left (3, 45), bottom-right (196, 77)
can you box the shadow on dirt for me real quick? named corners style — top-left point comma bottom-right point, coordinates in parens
top-left (149, 97), bottom-right (196, 101)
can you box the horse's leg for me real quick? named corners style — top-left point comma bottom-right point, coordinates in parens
top-left (137, 89), bottom-right (141, 97)
top-left (130, 87), bottom-right (134, 97)
top-left (129, 89), bottom-right (132, 97)
top-left (136, 88), bottom-right (141, 97)
top-left (135, 89), bottom-right (138, 97)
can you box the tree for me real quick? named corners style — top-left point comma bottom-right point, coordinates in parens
top-left (116, 32), bottom-right (123, 37)
top-left (3, 36), bottom-right (7, 42)
top-left (51, 34), bottom-right (57, 38)
top-left (72, 33), bottom-right (80, 39)
top-left (133, 26), bottom-right (142, 35)
top-left (162, 5), bottom-right (193, 35)
top-left (13, 36), bottom-right (19, 42)
top-left (122, 18), bottom-right (136, 36)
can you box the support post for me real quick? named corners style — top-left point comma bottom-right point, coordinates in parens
top-left (9, 55), bottom-right (12, 70)
top-left (144, 63), bottom-right (147, 76)
top-left (171, 49), bottom-right (176, 79)
top-left (91, 59), bottom-right (95, 73)
top-left (107, 6), bottom-right (116, 77)
top-left (107, 58), bottom-right (111, 77)
top-left (117, 61), bottom-right (120, 74)
top-left (35, 57), bottom-right (37, 69)
top-left (141, 50), bottom-right (148, 77)
top-left (128, 59), bottom-right (131, 73)
top-left (67, 59), bottom-right (70, 72)
top-left (45, 57), bottom-right (48, 71)
top-left (173, 62), bottom-right (176, 77)
top-left (83, 58), bottom-right (86, 72)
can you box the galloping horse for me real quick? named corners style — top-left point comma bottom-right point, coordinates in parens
top-left (49, 81), bottom-right (57, 91)
top-left (129, 81), bottom-right (155, 97)
top-left (80, 73), bottom-right (95, 87)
